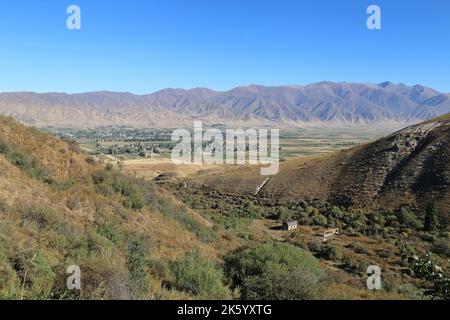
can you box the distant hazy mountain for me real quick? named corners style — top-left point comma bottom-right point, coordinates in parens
top-left (1, 82), bottom-right (449, 127)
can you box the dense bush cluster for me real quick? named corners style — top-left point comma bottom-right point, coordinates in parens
top-left (281, 202), bottom-right (442, 237)
top-left (224, 242), bottom-right (327, 299)
top-left (167, 250), bottom-right (230, 299)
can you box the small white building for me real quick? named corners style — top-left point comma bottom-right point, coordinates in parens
top-left (283, 220), bottom-right (299, 231)
top-left (322, 228), bottom-right (339, 238)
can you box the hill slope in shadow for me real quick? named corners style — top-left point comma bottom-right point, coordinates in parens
top-left (201, 115), bottom-right (450, 223)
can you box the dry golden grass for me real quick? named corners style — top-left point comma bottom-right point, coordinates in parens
top-left (0, 115), bottom-right (240, 299)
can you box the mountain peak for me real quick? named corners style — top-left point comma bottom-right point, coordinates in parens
top-left (1, 82), bottom-right (450, 127)
top-left (378, 81), bottom-right (395, 88)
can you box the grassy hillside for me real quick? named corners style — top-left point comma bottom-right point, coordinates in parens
top-left (1, 115), bottom-right (448, 300)
top-left (0, 115), bottom-right (236, 299)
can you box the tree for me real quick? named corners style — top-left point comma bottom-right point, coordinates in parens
top-left (424, 200), bottom-right (439, 232)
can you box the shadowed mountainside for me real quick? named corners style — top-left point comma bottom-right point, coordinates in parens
top-left (200, 114), bottom-right (450, 223)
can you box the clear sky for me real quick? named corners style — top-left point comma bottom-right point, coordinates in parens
top-left (0, 0), bottom-right (449, 93)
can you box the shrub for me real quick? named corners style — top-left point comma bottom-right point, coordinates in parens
top-left (398, 207), bottom-right (423, 230)
top-left (240, 265), bottom-right (326, 300)
top-left (122, 190), bottom-right (145, 211)
top-left (276, 207), bottom-right (289, 221)
top-left (239, 201), bottom-right (262, 219)
top-left (169, 250), bottom-right (230, 299)
top-left (328, 206), bottom-right (345, 219)
top-left (305, 206), bottom-right (319, 216)
top-left (341, 256), bottom-right (366, 275)
top-left (307, 241), bottom-right (323, 253)
top-left (7, 151), bottom-right (31, 169)
top-left (0, 139), bottom-right (11, 154)
top-left (0, 198), bottom-right (8, 212)
top-left (313, 214), bottom-right (328, 227)
top-left (320, 246), bottom-right (343, 261)
top-left (224, 242), bottom-right (324, 289)
top-left (20, 204), bottom-right (52, 230)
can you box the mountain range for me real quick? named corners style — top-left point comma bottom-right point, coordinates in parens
top-left (1, 82), bottom-right (449, 128)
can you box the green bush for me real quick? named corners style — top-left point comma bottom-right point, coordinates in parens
top-left (169, 250), bottom-right (230, 299)
top-left (307, 241), bottom-right (323, 253)
top-left (398, 207), bottom-right (423, 230)
top-left (7, 151), bottom-right (31, 169)
top-left (239, 201), bottom-right (262, 219)
top-left (240, 265), bottom-right (326, 300)
top-left (276, 207), bottom-right (289, 221)
top-left (305, 206), bottom-right (319, 216)
top-left (0, 139), bottom-right (11, 154)
top-left (341, 256), bottom-right (366, 276)
top-left (313, 214), bottom-right (328, 227)
top-left (320, 246), bottom-right (343, 261)
top-left (224, 242), bottom-right (324, 289)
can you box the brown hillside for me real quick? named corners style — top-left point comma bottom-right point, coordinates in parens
top-left (200, 115), bottom-right (450, 223)
top-left (0, 115), bottom-right (235, 299)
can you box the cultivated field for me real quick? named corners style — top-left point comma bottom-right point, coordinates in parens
top-left (68, 125), bottom-right (399, 180)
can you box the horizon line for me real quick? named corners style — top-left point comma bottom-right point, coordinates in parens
top-left (1, 81), bottom-right (448, 96)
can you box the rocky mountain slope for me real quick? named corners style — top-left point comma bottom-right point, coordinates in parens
top-left (1, 82), bottom-right (449, 128)
top-left (201, 114), bottom-right (450, 223)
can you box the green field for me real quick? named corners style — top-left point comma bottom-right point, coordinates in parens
top-left (51, 125), bottom-right (400, 161)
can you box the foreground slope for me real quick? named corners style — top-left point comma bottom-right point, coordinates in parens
top-left (0, 115), bottom-right (233, 299)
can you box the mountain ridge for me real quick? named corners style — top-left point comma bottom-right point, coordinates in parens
top-left (1, 82), bottom-right (450, 128)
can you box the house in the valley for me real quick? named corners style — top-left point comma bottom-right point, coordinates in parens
top-left (322, 228), bottom-right (339, 238)
top-left (283, 220), bottom-right (299, 231)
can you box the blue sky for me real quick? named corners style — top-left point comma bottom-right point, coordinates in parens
top-left (0, 0), bottom-right (449, 93)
